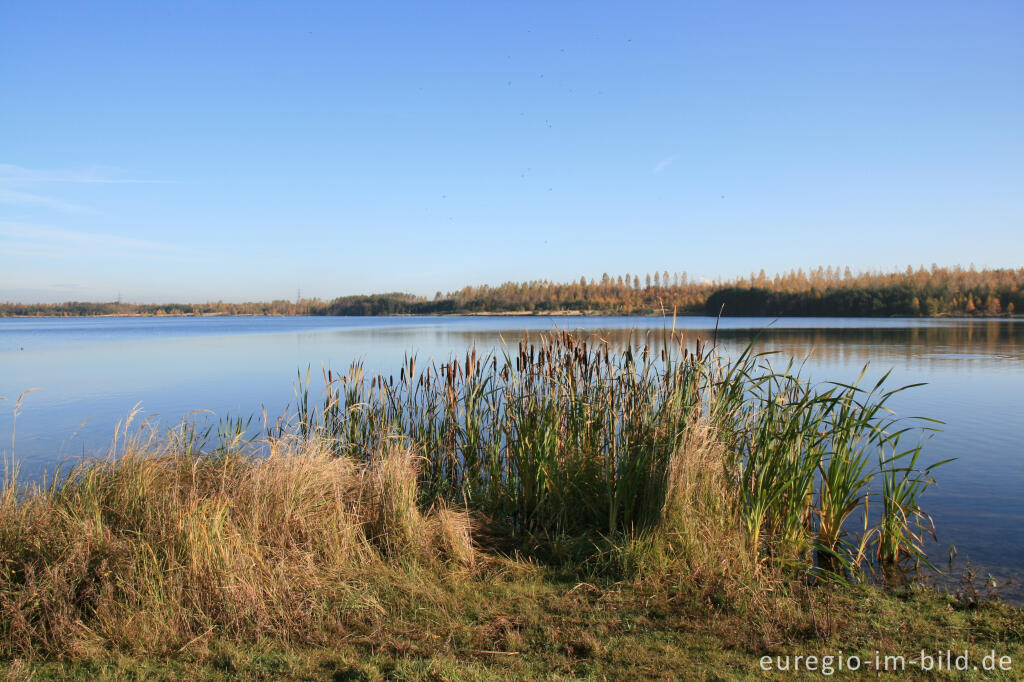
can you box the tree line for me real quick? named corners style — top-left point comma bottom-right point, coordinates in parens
top-left (3, 265), bottom-right (1020, 318)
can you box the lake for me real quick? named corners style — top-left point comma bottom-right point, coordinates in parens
top-left (2, 315), bottom-right (1022, 600)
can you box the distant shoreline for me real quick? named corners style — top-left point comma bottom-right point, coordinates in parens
top-left (3, 265), bottom-right (1021, 319)
top-left (0, 310), bottom-right (1018, 320)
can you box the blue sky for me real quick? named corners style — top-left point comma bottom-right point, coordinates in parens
top-left (2, 1), bottom-right (1021, 303)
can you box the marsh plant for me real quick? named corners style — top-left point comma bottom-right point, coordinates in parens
top-left (295, 330), bottom-right (946, 579)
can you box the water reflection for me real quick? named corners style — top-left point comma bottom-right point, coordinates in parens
top-left (415, 322), bottom-right (1022, 368)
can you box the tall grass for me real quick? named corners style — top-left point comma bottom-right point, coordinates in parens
top-left (295, 330), bottom-right (944, 576)
top-left (0, 421), bottom-right (475, 657)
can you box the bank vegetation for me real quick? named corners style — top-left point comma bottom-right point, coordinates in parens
top-left (1, 333), bottom-right (1021, 678)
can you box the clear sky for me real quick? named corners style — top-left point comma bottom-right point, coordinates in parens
top-left (2, 1), bottom-right (1021, 303)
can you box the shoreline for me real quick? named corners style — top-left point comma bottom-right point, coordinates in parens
top-left (4, 267), bottom-right (1022, 320)
top-left (0, 310), bottom-right (1019, 319)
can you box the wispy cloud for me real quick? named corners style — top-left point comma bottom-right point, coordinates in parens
top-left (0, 163), bottom-right (164, 215)
top-left (652, 156), bottom-right (676, 174)
top-left (0, 188), bottom-right (85, 213)
top-left (0, 163), bottom-right (160, 185)
top-left (0, 221), bottom-right (191, 260)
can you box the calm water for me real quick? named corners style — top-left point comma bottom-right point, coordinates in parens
top-left (2, 316), bottom-right (1022, 599)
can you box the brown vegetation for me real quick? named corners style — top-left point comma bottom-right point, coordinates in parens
top-left (0, 424), bottom-right (476, 658)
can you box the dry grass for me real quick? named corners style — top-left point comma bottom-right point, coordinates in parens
top-left (0, 425), bottom-right (475, 659)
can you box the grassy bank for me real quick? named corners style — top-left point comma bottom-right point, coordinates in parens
top-left (4, 575), bottom-right (1022, 680)
top-left (2, 332), bottom-right (1021, 678)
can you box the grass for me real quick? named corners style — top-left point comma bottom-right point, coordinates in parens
top-left (1, 431), bottom-right (478, 658)
top-left (1, 331), bottom-right (1021, 679)
top-left (3, 572), bottom-right (1022, 679)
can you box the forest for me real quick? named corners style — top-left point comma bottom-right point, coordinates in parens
top-left (3, 265), bottom-right (1021, 318)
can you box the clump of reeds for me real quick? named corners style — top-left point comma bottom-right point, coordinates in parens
top-left (602, 417), bottom-right (758, 603)
top-left (300, 332), bottom-right (713, 537)
top-left (0, 416), bottom-right (475, 658)
top-left (297, 330), bottom-right (945, 579)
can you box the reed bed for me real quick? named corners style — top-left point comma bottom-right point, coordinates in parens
top-left (296, 330), bottom-right (944, 577)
